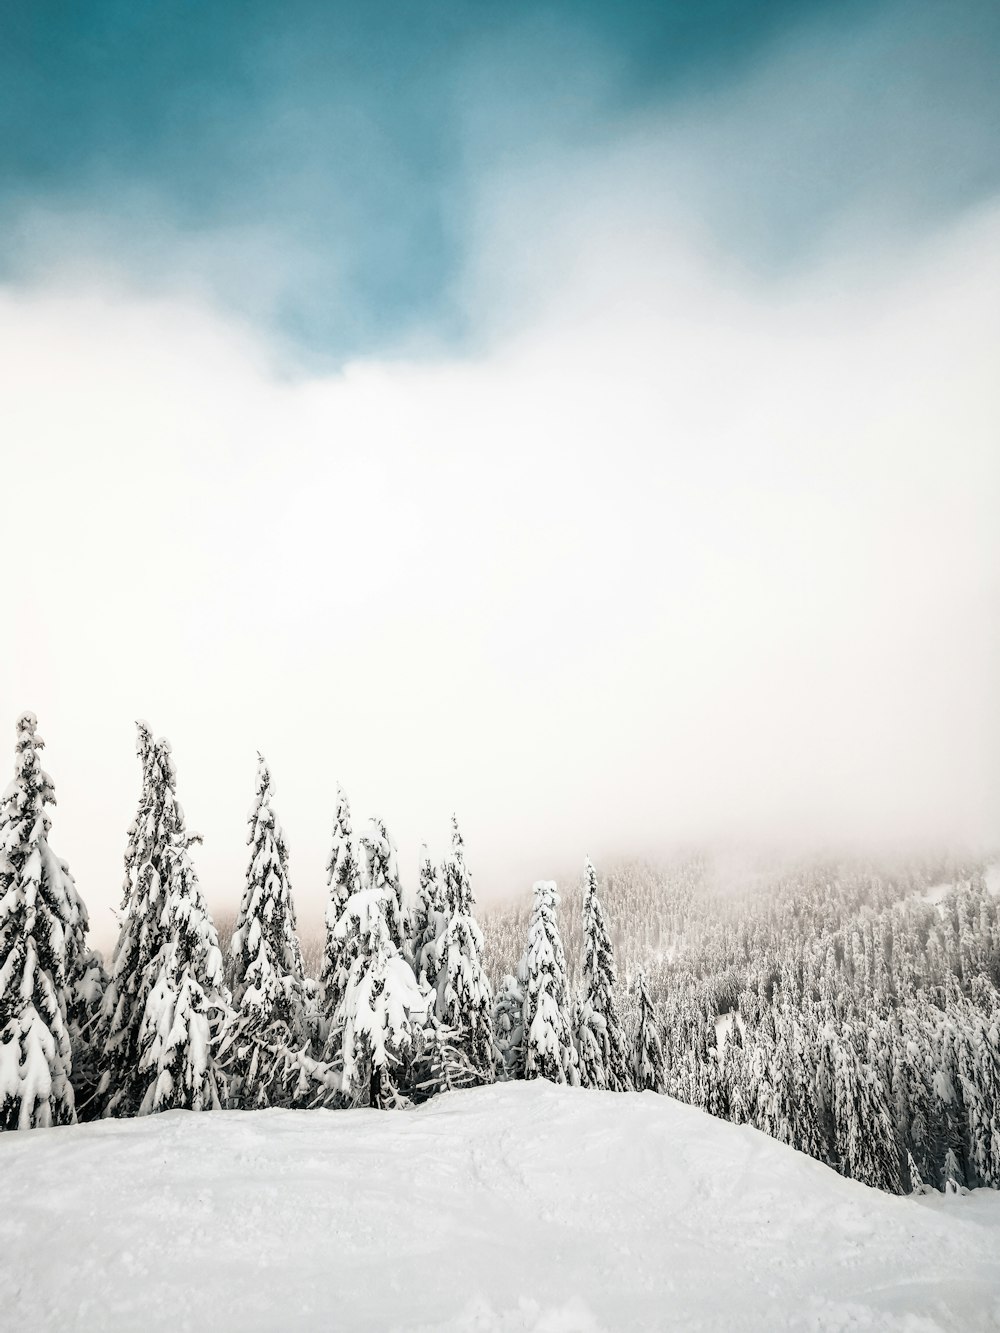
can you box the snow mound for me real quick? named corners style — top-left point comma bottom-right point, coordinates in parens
top-left (1, 1082), bottom-right (999, 1331)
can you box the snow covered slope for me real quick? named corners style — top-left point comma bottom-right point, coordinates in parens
top-left (1, 1083), bottom-right (998, 1332)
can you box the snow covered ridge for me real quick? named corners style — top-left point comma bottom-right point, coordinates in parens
top-left (1, 1083), bottom-right (999, 1333)
top-left (3, 714), bottom-right (1000, 1204)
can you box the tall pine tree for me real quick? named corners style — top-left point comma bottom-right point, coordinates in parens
top-left (575, 858), bottom-right (630, 1092)
top-left (632, 969), bottom-right (665, 1093)
top-left (433, 816), bottom-right (495, 1082)
top-left (319, 786), bottom-right (361, 1037)
top-left (413, 847), bottom-right (446, 988)
top-left (493, 972), bottom-right (524, 1079)
top-left (100, 726), bottom-right (229, 1116)
top-left (335, 874), bottom-right (425, 1108)
top-left (358, 817), bottom-right (409, 957)
top-left (0, 713), bottom-right (77, 1129)
top-left (832, 1024), bottom-right (903, 1193)
top-left (44, 840), bottom-right (107, 1118)
top-left (520, 880), bottom-right (578, 1085)
top-left (226, 755), bottom-right (308, 1104)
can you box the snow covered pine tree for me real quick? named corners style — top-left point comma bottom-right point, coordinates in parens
top-left (99, 724), bottom-right (229, 1116)
top-left (364, 816), bottom-right (410, 956)
top-left (331, 818), bottom-right (426, 1107)
top-left (493, 972), bottom-right (525, 1078)
top-left (432, 816), bottom-right (495, 1082)
top-left (520, 880), bottom-right (578, 1084)
top-left (632, 969), bottom-right (665, 1093)
top-left (225, 754), bottom-right (310, 1106)
top-left (318, 785), bottom-right (362, 1052)
top-left (413, 846), bottom-right (446, 989)
top-left (49, 842), bottom-right (107, 1118)
top-left (575, 858), bottom-right (631, 1092)
top-left (832, 1023), bottom-right (903, 1193)
top-left (0, 713), bottom-right (91, 1130)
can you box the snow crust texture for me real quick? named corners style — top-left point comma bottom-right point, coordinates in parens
top-left (1, 1081), bottom-right (998, 1332)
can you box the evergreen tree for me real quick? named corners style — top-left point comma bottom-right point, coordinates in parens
top-left (814, 1014), bottom-right (839, 1165)
top-left (520, 880), bottom-right (578, 1084)
top-left (45, 841), bottom-right (107, 1118)
top-left (943, 1147), bottom-right (967, 1194)
top-left (319, 786), bottom-right (361, 1032)
top-left (0, 717), bottom-right (107, 1119)
top-left (335, 884), bottom-right (426, 1108)
top-left (358, 817), bottom-right (409, 957)
top-left (793, 1011), bottom-right (826, 1162)
top-left (932, 1022), bottom-right (967, 1191)
top-left (100, 726), bottom-right (229, 1116)
top-left (955, 997), bottom-right (1000, 1187)
top-left (703, 1041), bottom-right (730, 1121)
top-left (726, 1021), bottom-right (749, 1124)
top-left (433, 816), bottom-right (495, 1081)
top-left (906, 1149), bottom-right (932, 1194)
top-left (0, 713), bottom-right (77, 1129)
top-left (413, 847), bottom-right (446, 988)
top-left (573, 993), bottom-right (606, 1093)
top-left (832, 1025), bottom-right (903, 1193)
top-left (493, 972), bottom-right (524, 1079)
top-left (100, 720), bottom-right (167, 1112)
top-left (121, 719), bottom-right (155, 910)
top-left (137, 826), bottom-right (230, 1113)
top-left (632, 969), bottom-right (665, 1093)
top-left (890, 1011), bottom-right (934, 1186)
top-left (575, 858), bottom-right (630, 1092)
top-left (410, 1012), bottom-right (480, 1100)
top-left (227, 755), bottom-right (308, 1105)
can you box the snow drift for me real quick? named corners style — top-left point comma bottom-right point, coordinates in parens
top-left (1, 1081), bottom-right (998, 1331)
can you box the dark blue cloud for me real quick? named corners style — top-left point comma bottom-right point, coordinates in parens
top-left (2, 0), bottom-right (998, 360)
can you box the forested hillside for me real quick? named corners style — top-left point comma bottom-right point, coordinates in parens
top-left (482, 852), bottom-right (1000, 1194)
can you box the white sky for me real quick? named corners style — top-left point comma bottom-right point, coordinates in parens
top-left (3, 115), bottom-right (999, 953)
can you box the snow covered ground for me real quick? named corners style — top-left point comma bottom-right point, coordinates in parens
top-left (2, 1083), bottom-right (999, 1333)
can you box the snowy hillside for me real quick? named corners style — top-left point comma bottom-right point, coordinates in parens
top-left (2, 1083), bottom-right (998, 1333)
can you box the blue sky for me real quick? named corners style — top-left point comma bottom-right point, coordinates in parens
top-left (4, 0), bottom-right (999, 361)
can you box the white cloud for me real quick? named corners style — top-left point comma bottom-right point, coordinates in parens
top-left (3, 178), bottom-right (999, 951)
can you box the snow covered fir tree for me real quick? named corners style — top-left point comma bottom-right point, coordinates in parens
top-left (230, 754), bottom-right (306, 1027)
top-left (517, 879), bottom-right (578, 1085)
top-left (331, 824), bottom-right (426, 1108)
top-left (413, 845), bottom-right (446, 989)
top-left (224, 754), bottom-right (310, 1107)
top-left (575, 858), bottom-right (630, 1092)
top-left (2, 710), bottom-right (1000, 1201)
top-left (318, 785), bottom-right (361, 1049)
top-left (359, 816), bottom-right (410, 955)
top-left (99, 723), bottom-right (230, 1116)
top-left (430, 816), bottom-right (495, 1082)
top-left (631, 968), bottom-right (665, 1093)
top-left (0, 714), bottom-right (97, 1128)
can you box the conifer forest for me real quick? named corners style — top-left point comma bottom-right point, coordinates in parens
top-left (2, 711), bottom-right (997, 1199)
